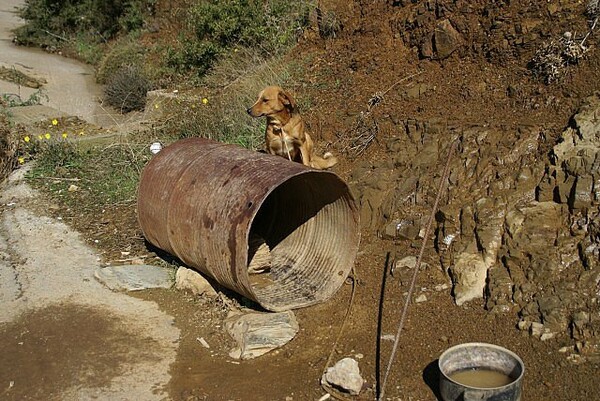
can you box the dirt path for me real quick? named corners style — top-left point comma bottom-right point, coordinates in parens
top-left (0, 0), bottom-right (142, 127)
top-left (0, 167), bottom-right (180, 400)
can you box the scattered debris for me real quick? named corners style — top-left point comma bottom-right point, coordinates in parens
top-left (196, 337), bottom-right (210, 349)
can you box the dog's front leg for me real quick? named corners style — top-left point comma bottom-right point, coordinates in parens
top-left (299, 145), bottom-right (312, 167)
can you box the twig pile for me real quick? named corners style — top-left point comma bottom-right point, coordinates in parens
top-left (531, 1), bottom-right (599, 84)
top-left (337, 72), bottom-right (422, 158)
top-left (531, 32), bottom-right (589, 84)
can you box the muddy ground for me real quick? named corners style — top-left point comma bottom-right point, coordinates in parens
top-left (3, 0), bottom-right (600, 400)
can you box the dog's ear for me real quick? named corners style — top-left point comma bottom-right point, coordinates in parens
top-left (278, 90), bottom-right (297, 111)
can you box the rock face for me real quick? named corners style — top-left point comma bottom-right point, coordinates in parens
top-left (349, 94), bottom-right (600, 353)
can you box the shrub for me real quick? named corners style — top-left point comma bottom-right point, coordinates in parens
top-left (0, 114), bottom-right (20, 181)
top-left (96, 37), bottom-right (146, 84)
top-left (14, 0), bottom-right (155, 59)
top-left (167, 0), bottom-right (311, 77)
top-left (104, 66), bottom-right (151, 112)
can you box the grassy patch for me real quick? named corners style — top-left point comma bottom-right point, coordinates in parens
top-left (0, 112), bottom-right (23, 181)
top-left (13, 0), bottom-right (155, 62)
top-left (155, 48), bottom-right (309, 149)
top-left (164, 0), bottom-right (310, 78)
top-left (24, 131), bottom-right (148, 208)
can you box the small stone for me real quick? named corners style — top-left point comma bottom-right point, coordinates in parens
top-left (541, 332), bottom-right (556, 341)
top-left (321, 358), bottom-right (365, 396)
top-left (530, 322), bottom-right (545, 338)
top-left (558, 346), bottom-right (574, 353)
top-left (175, 267), bottom-right (218, 297)
top-left (517, 320), bottom-right (532, 331)
top-left (415, 294), bottom-right (427, 303)
top-left (434, 19), bottom-right (464, 59)
top-left (68, 184), bottom-right (79, 192)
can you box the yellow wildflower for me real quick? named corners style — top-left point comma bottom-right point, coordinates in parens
top-left (62, 132), bottom-right (68, 139)
top-left (154, 103), bottom-right (159, 109)
top-left (24, 136), bottom-right (30, 143)
top-left (52, 119), bottom-right (58, 126)
top-left (18, 157), bottom-right (25, 164)
top-left (202, 98), bottom-right (209, 105)
top-left (38, 134), bottom-right (43, 140)
top-left (45, 133), bottom-right (51, 139)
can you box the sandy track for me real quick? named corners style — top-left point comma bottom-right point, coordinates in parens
top-left (0, 167), bottom-right (180, 400)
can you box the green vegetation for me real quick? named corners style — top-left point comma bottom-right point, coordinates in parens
top-left (8, 0), bottom-right (333, 202)
top-left (14, 0), bottom-right (155, 56)
top-left (1, 89), bottom-right (48, 107)
top-left (18, 119), bottom-right (150, 208)
top-left (0, 112), bottom-right (22, 182)
top-left (104, 65), bottom-right (152, 112)
top-left (167, 0), bottom-right (310, 77)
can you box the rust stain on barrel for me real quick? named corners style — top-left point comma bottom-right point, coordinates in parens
top-left (137, 137), bottom-right (360, 311)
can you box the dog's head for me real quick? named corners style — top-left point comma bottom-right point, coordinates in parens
top-left (247, 86), bottom-right (297, 118)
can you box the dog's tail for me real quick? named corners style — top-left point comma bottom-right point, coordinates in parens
top-left (310, 152), bottom-right (338, 170)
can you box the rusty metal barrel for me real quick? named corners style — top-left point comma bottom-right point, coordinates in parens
top-left (137, 137), bottom-right (360, 311)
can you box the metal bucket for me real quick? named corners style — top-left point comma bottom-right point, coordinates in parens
top-left (137, 138), bottom-right (360, 311)
top-left (438, 342), bottom-right (525, 401)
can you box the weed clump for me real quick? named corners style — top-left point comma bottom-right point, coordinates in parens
top-left (96, 38), bottom-right (146, 84)
top-left (530, 32), bottom-right (588, 84)
top-left (0, 113), bottom-right (20, 181)
top-left (104, 66), bottom-right (151, 113)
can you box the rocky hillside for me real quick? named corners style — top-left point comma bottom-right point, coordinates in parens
top-left (288, 0), bottom-right (600, 356)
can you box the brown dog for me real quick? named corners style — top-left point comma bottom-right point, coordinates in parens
top-left (247, 86), bottom-right (338, 169)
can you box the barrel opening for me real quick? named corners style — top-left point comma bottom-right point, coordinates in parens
top-left (247, 172), bottom-right (357, 311)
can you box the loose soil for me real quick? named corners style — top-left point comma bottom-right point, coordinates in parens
top-left (3, 1), bottom-right (600, 401)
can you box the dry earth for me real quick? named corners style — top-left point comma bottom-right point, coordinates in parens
top-left (2, 1), bottom-right (600, 401)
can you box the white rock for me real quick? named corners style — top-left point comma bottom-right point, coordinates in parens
top-left (541, 332), bottom-right (556, 341)
top-left (451, 252), bottom-right (488, 306)
top-left (415, 294), bottom-right (428, 303)
top-left (150, 142), bottom-right (162, 154)
top-left (175, 267), bottom-right (218, 297)
top-left (530, 322), bottom-right (545, 338)
top-left (225, 310), bottom-right (299, 360)
top-left (321, 357), bottom-right (364, 396)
